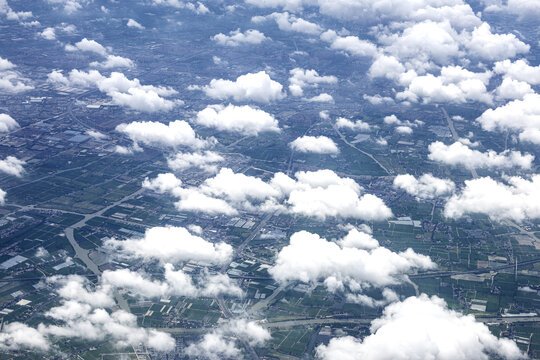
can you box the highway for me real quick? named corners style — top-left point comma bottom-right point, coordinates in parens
top-left (332, 123), bottom-right (391, 175)
top-left (442, 107), bottom-right (538, 247)
top-left (411, 257), bottom-right (540, 279)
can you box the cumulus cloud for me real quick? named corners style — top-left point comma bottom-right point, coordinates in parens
top-left (195, 104), bottom-right (280, 136)
top-left (40, 27), bottom-right (56, 40)
top-left (143, 169), bottom-right (393, 220)
top-left (116, 120), bottom-right (208, 149)
top-left (105, 226), bottom-right (233, 265)
top-left (368, 54), bottom-right (405, 81)
top-left (185, 319), bottom-right (270, 360)
top-left (428, 141), bottom-right (534, 170)
top-left (65, 38), bottom-right (108, 56)
top-left (380, 20), bottom-right (460, 65)
top-left (0, 156), bottom-right (25, 177)
top-left (86, 129), bottom-right (107, 140)
top-left (394, 174), bottom-right (455, 200)
top-left (485, 0), bottom-right (540, 20)
top-left (246, 0), bottom-right (480, 29)
top-left (288, 68), bottom-right (337, 97)
top-left (48, 70), bottom-right (180, 112)
top-left (495, 77), bottom-right (533, 101)
top-left (444, 175), bottom-right (540, 222)
top-left (0, 188), bottom-right (5, 205)
top-left (0, 113), bottom-right (19, 132)
top-left (290, 135), bottom-right (339, 154)
top-left (306, 93), bottom-right (334, 102)
top-left (90, 55), bottom-right (134, 69)
top-left (102, 265), bottom-right (242, 299)
top-left (168, 151), bottom-right (223, 172)
top-left (270, 230), bottom-right (434, 298)
top-left (494, 59), bottom-right (540, 85)
top-left (336, 117), bottom-right (371, 132)
top-left (153, 0), bottom-right (209, 14)
top-left (0, 56), bottom-right (33, 93)
top-left (0, 0), bottom-right (33, 23)
top-left (363, 94), bottom-right (394, 105)
top-left (127, 18), bottom-right (145, 29)
top-left (200, 71), bottom-right (285, 103)
top-left (0, 322), bottom-right (49, 351)
top-left (465, 23), bottom-right (529, 61)
top-left (317, 294), bottom-right (524, 360)
top-left (47, 0), bottom-right (90, 14)
top-left (1, 275), bottom-right (175, 352)
top-left (396, 66), bottom-right (493, 104)
top-left (476, 93), bottom-right (540, 145)
top-left (212, 29), bottom-right (268, 46)
top-left (252, 12), bottom-right (322, 35)
top-left (321, 30), bottom-right (378, 58)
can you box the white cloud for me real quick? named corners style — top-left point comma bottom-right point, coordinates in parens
top-left (321, 30), bottom-right (378, 57)
top-left (0, 156), bottom-right (25, 177)
top-left (495, 77), bottom-right (533, 101)
top-left (0, 56), bottom-right (15, 71)
top-left (102, 265), bottom-right (242, 299)
top-left (246, 0), bottom-right (480, 29)
top-left (397, 67), bottom-right (493, 104)
top-left (201, 71), bottom-right (285, 103)
top-left (477, 93), bottom-right (540, 145)
top-left (270, 230), bottom-right (434, 296)
top-left (363, 94), bottom-right (394, 105)
top-left (144, 169), bottom-right (393, 221)
top-left (66, 38), bottom-right (108, 56)
top-left (127, 19), bottom-right (145, 30)
top-left (244, 0), bottom-right (310, 11)
top-left (444, 175), bottom-right (540, 222)
top-left (494, 59), bottom-right (540, 85)
top-left (0, 188), bottom-right (5, 205)
top-left (153, 0), bottom-right (209, 14)
top-left (253, 12), bottom-right (322, 35)
top-left (379, 20), bottom-right (461, 65)
top-left (336, 117), bottom-right (371, 132)
top-left (465, 22), bottom-right (529, 61)
top-left (116, 120), bottom-right (208, 149)
top-left (212, 29), bottom-right (268, 46)
top-left (289, 68), bottom-right (337, 97)
top-left (185, 319), bottom-right (270, 360)
top-left (368, 54), bottom-right (405, 81)
top-left (47, 0), bottom-right (90, 14)
top-left (428, 141), bottom-right (534, 170)
top-left (317, 294), bottom-right (524, 360)
top-left (290, 135), bottom-right (339, 154)
top-left (0, 56), bottom-right (33, 93)
top-left (1, 274), bottom-right (175, 352)
top-left (485, 0), bottom-right (540, 20)
top-left (48, 70), bottom-right (180, 112)
top-left (0, 0), bottom-right (33, 23)
top-left (168, 151), bottom-right (223, 172)
top-left (395, 125), bottom-right (413, 134)
top-left (90, 55), bottom-right (134, 69)
top-left (306, 93), bottom-right (334, 102)
top-left (86, 129), bottom-right (107, 140)
top-left (394, 174), bottom-right (455, 200)
top-left (0, 322), bottom-right (49, 351)
top-left (40, 27), bottom-right (56, 40)
top-left (105, 226), bottom-right (233, 265)
top-left (195, 104), bottom-right (280, 136)
top-left (0, 113), bottom-right (19, 132)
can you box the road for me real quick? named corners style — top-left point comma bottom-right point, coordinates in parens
top-left (62, 188), bottom-right (145, 312)
top-left (442, 107), bottom-right (538, 246)
top-left (332, 124), bottom-right (391, 175)
top-left (215, 211), bottom-right (275, 359)
top-left (411, 257), bottom-right (540, 279)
